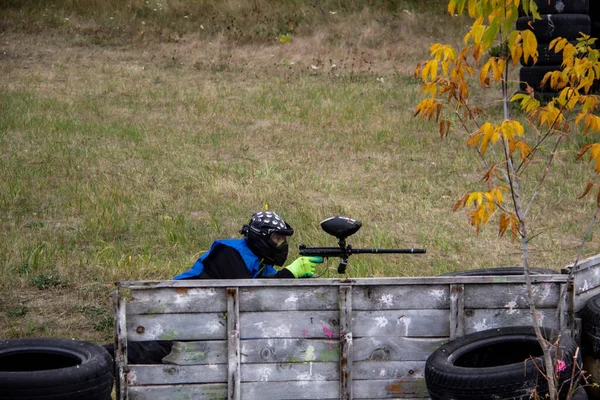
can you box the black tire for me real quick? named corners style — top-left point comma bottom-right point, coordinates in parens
top-left (582, 331), bottom-right (600, 358)
top-left (593, 22), bottom-right (600, 41)
top-left (516, 14), bottom-right (591, 43)
top-left (0, 338), bottom-right (113, 400)
top-left (521, 41), bottom-right (577, 66)
top-left (425, 326), bottom-right (581, 400)
top-left (520, 64), bottom-right (563, 92)
top-left (582, 293), bottom-right (600, 358)
top-left (572, 385), bottom-right (590, 400)
top-left (520, 0), bottom-right (589, 15)
top-left (591, 2), bottom-right (600, 21)
top-left (441, 266), bottom-right (558, 276)
top-left (582, 355), bottom-right (600, 400)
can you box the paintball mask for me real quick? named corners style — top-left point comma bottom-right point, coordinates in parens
top-left (240, 211), bottom-right (294, 266)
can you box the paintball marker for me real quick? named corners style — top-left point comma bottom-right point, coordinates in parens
top-left (299, 216), bottom-right (426, 274)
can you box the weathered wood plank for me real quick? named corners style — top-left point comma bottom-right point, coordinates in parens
top-left (127, 310), bottom-right (450, 341)
top-left (162, 339), bottom-right (340, 365)
top-left (128, 382), bottom-right (340, 400)
top-left (465, 308), bottom-right (560, 334)
top-left (353, 310), bottom-right (449, 337)
top-left (126, 362), bottom-right (428, 386)
top-left (354, 378), bottom-right (429, 399)
top-left (125, 282), bottom-right (562, 315)
top-left (162, 340), bottom-right (227, 365)
top-left (339, 285), bottom-right (353, 400)
top-left (563, 253), bottom-right (600, 274)
top-left (565, 253), bottom-right (600, 311)
top-left (115, 289), bottom-right (128, 400)
top-left (240, 286), bottom-right (339, 311)
top-left (559, 283), bottom-right (568, 331)
top-left (571, 261), bottom-right (600, 295)
top-left (244, 310), bottom-right (451, 338)
top-left (449, 284), bottom-right (464, 340)
top-left (353, 337), bottom-right (446, 362)
top-left (128, 363), bottom-right (339, 385)
top-left (255, 310), bottom-right (338, 338)
top-left (124, 281), bottom-right (563, 315)
top-left (127, 287), bottom-right (226, 315)
top-left (243, 380), bottom-right (430, 399)
top-left (352, 285), bottom-right (450, 310)
top-left (242, 338), bottom-right (340, 363)
top-left (242, 381), bottom-right (340, 399)
top-left (227, 287), bottom-right (240, 400)
top-left (241, 362), bottom-right (339, 382)
top-left (240, 311), bottom-right (340, 339)
top-left (128, 364), bottom-right (227, 385)
top-left (126, 313), bottom-right (226, 341)
top-left (151, 337), bottom-right (441, 367)
top-left (128, 383), bottom-right (228, 400)
top-left (353, 361), bottom-right (425, 380)
top-left (118, 274), bottom-right (568, 290)
top-left (464, 282), bottom-right (562, 309)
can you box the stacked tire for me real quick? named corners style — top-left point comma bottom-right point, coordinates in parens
top-left (0, 338), bottom-right (114, 400)
top-left (591, 1), bottom-right (600, 43)
top-left (517, 0), bottom-right (591, 99)
top-left (590, 0), bottom-right (600, 93)
top-left (581, 294), bottom-right (600, 399)
top-left (425, 326), bottom-right (584, 399)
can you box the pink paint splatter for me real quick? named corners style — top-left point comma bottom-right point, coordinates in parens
top-left (322, 325), bottom-right (335, 349)
top-left (556, 360), bottom-right (566, 373)
top-left (302, 329), bottom-right (309, 336)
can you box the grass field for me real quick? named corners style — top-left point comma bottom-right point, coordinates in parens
top-left (1, 0), bottom-right (599, 344)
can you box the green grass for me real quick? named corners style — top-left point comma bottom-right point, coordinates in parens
top-left (1, 0), bottom-right (599, 344)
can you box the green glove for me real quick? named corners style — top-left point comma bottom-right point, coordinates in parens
top-left (285, 257), bottom-right (324, 278)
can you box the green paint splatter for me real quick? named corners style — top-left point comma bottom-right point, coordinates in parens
top-left (160, 330), bottom-right (178, 340)
top-left (319, 347), bottom-right (340, 362)
top-left (315, 292), bottom-right (328, 302)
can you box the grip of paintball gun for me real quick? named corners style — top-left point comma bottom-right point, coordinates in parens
top-left (337, 258), bottom-right (348, 274)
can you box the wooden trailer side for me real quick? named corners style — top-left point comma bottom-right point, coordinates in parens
top-left (115, 275), bottom-right (569, 400)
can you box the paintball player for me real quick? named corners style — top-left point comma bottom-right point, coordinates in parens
top-left (106, 211), bottom-right (322, 364)
top-left (174, 210), bottom-right (323, 280)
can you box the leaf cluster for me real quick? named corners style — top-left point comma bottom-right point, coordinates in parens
top-left (414, 0), bottom-right (600, 240)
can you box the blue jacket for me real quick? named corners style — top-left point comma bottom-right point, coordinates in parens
top-left (173, 238), bottom-right (276, 280)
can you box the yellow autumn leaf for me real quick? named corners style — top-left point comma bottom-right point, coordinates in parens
top-left (467, 191), bottom-right (483, 208)
top-left (580, 96), bottom-right (599, 113)
top-left (592, 144), bottom-right (600, 172)
top-left (484, 192), bottom-right (495, 213)
top-left (414, 98), bottom-right (436, 119)
top-left (578, 143), bottom-right (600, 173)
top-left (467, 130), bottom-right (482, 148)
top-left (479, 59), bottom-right (493, 86)
top-left (550, 37), bottom-right (568, 53)
top-left (509, 140), bottom-right (532, 162)
top-left (421, 60), bottom-right (439, 82)
top-left (508, 30), bottom-right (523, 66)
top-left (479, 122), bottom-right (500, 154)
top-left (495, 187), bottom-right (505, 204)
top-left (494, 58), bottom-right (506, 81)
top-left (521, 29), bottom-right (538, 65)
top-left (500, 120), bottom-right (524, 140)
